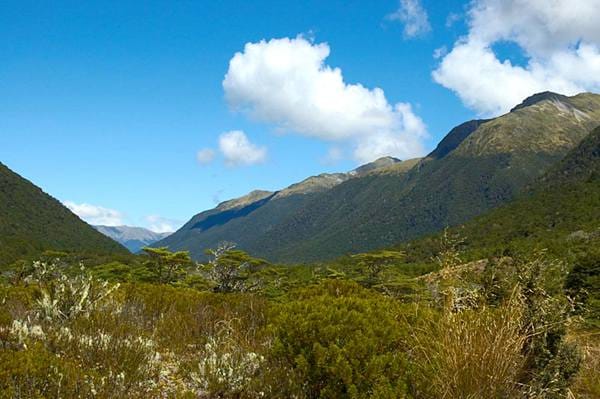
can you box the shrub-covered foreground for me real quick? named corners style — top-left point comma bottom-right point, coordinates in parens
top-left (0, 243), bottom-right (598, 398)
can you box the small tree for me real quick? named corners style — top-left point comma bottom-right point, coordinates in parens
top-left (201, 243), bottom-right (264, 293)
top-left (141, 247), bottom-right (192, 284)
top-left (352, 250), bottom-right (405, 286)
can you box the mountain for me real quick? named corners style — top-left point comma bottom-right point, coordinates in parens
top-left (401, 124), bottom-right (600, 261)
top-left (155, 157), bottom-right (419, 260)
top-left (157, 92), bottom-right (600, 263)
top-left (0, 163), bottom-right (128, 266)
top-left (94, 225), bottom-right (172, 253)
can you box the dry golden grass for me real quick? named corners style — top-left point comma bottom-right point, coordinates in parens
top-left (408, 299), bottom-right (527, 398)
top-left (570, 331), bottom-right (600, 399)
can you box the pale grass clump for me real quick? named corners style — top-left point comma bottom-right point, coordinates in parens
top-left (409, 296), bottom-right (527, 398)
top-left (569, 333), bottom-right (600, 399)
top-left (5, 260), bottom-right (121, 349)
top-left (411, 236), bottom-right (583, 399)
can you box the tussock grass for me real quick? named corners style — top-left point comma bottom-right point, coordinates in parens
top-left (408, 298), bottom-right (527, 398)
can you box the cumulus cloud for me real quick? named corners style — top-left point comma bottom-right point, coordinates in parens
top-left (387, 0), bottom-right (432, 38)
top-left (145, 215), bottom-right (180, 233)
top-left (223, 36), bottom-right (427, 163)
top-left (433, 0), bottom-right (600, 116)
top-left (196, 148), bottom-right (215, 165)
top-left (64, 201), bottom-right (124, 226)
top-left (218, 130), bottom-right (267, 166)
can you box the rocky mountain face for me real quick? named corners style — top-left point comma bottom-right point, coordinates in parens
top-left (156, 92), bottom-right (600, 263)
top-left (0, 163), bottom-right (128, 265)
top-left (94, 225), bottom-right (172, 253)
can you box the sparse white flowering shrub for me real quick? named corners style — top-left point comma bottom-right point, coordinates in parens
top-left (191, 322), bottom-right (265, 398)
top-left (9, 318), bottom-right (45, 345)
top-left (25, 260), bottom-right (120, 322)
top-left (3, 260), bottom-right (165, 397)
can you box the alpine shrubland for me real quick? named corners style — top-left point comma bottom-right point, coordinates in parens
top-left (0, 234), bottom-right (597, 398)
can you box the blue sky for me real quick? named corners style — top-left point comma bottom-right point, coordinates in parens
top-left (1, 0), bottom-right (599, 231)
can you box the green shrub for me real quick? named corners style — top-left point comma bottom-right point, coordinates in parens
top-left (0, 342), bottom-right (94, 399)
top-left (270, 280), bottom-right (409, 398)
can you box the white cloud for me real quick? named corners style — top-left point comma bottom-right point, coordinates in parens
top-left (64, 201), bottom-right (124, 226)
top-left (433, 0), bottom-right (600, 116)
top-left (218, 130), bottom-right (267, 166)
top-left (445, 12), bottom-right (462, 28)
top-left (223, 36), bottom-right (427, 163)
top-left (353, 103), bottom-right (426, 162)
top-left (387, 0), bottom-right (432, 38)
top-left (196, 148), bottom-right (215, 165)
top-left (145, 215), bottom-right (180, 233)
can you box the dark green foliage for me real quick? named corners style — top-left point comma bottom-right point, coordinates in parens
top-left (0, 342), bottom-right (95, 399)
top-left (566, 248), bottom-right (600, 324)
top-left (200, 243), bottom-right (268, 293)
top-left (515, 255), bottom-right (582, 397)
top-left (270, 280), bottom-right (410, 398)
top-left (141, 247), bottom-right (193, 284)
top-left (0, 162), bottom-right (127, 266)
top-left (351, 250), bottom-right (405, 286)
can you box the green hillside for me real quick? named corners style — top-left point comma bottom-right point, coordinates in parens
top-left (258, 93), bottom-right (600, 263)
top-left (0, 162), bottom-right (128, 265)
top-left (158, 92), bottom-right (600, 263)
top-left (156, 157), bottom-right (410, 260)
top-left (400, 124), bottom-right (600, 263)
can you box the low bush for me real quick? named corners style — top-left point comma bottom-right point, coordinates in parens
top-left (270, 280), bottom-right (410, 398)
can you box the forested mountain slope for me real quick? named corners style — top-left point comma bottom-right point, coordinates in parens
top-left (0, 163), bottom-right (127, 265)
top-left (400, 124), bottom-right (600, 262)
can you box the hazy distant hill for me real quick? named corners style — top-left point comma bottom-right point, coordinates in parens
top-left (156, 92), bottom-right (600, 263)
top-left (94, 225), bottom-right (171, 253)
top-left (0, 163), bottom-right (128, 265)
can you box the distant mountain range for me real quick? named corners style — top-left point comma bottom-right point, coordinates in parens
top-left (94, 225), bottom-right (171, 253)
top-left (155, 92), bottom-right (600, 263)
top-left (0, 163), bottom-right (128, 266)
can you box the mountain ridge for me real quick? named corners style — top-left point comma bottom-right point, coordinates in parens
top-left (400, 124), bottom-right (600, 261)
top-left (156, 92), bottom-right (600, 263)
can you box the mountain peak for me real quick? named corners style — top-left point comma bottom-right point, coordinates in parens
top-left (428, 119), bottom-right (490, 160)
top-left (216, 190), bottom-right (274, 211)
top-left (510, 91), bottom-right (570, 112)
top-left (276, 173), bottom-right (349, 198)
top-left (353, 156), bottom-right (402, 175)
